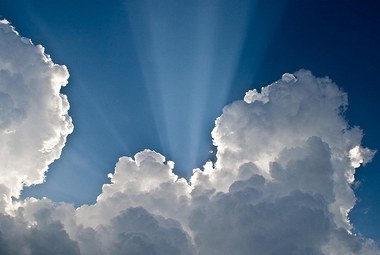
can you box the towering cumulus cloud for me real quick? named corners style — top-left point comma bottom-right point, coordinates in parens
top-left (0, 20), bottom-right (73, 209)
top-left (0, 20), bottom-right (378, 254)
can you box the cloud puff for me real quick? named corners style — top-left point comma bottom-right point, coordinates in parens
top-left (71, 70), bottom-right (377, 254)
top-left (0, 20), bottom-right (73, 208)
top-left (192, 71), bottom-right (371, 230)
top-left (0, 205), bottom-right (80, 255)
top-left (0, 21), bottom-right (378, 254)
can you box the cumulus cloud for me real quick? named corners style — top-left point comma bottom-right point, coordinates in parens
top-left (0, 21), bottom-right (378, 254)
top-left (72, 70), bottom-right (377, 254)
top-left (0, 203), bottom-right (80, 255)
top-left (0, 20), bottom-right (73, 208)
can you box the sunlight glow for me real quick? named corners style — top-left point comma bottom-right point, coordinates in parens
top-left (123, 0), bottom-right (256, 175)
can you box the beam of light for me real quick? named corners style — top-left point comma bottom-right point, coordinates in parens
top-left (123, 0), bottom-right (263, 176)
top-left (18, 0), bottom-right (287, 205)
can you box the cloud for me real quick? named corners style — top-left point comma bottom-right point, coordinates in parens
top-left (0, 20), bottom-right (73, 208)
top-left (0, 20), bottom-right (378, 254)
top-left (103, 207), bottom-right (194, 255)
top-left (193, 71), bottom-right (370, 230)
top-left (72, 70), bottom-right (377, 254)
top-left (0, 206), bottom-right (81, 255)
top-left (189, 137), bottom-right (376, 254)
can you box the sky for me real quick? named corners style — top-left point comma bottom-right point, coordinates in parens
top-left (0, 0), bottom-right (380, 254)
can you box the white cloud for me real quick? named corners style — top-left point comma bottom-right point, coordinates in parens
top-left (0, 20), bottom-right (73, 209)
top-left (76, 150), bottom-right (191, 228)
top-left (71, 70), bottom-right (377, 254)
top-left (0, 20), bottom-right (378, 254)
top-left (193, 70), bottom-right (371, 230)
top-left (349, 145), bottom-right (376, 169)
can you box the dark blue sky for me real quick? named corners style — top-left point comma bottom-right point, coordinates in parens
top-left (1, 0), bottom-right (379, 242)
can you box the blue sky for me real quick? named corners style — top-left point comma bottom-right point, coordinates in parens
top-left (1, 0), bottom-right (380, 246)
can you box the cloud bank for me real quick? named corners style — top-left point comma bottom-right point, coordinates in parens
top-left (0, 20), bottom-right (378, 254)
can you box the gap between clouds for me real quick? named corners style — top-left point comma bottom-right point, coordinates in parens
top-left (0, 20), bottom-right (379, 255)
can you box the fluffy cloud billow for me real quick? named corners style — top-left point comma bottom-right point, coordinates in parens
top-left (0, 20), bottom-right (73, 209)
top-left (0, 20), bottom-right (379, 254)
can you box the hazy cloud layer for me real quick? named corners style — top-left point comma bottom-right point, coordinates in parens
top-left (0, 20), bottom-right (379, 254)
